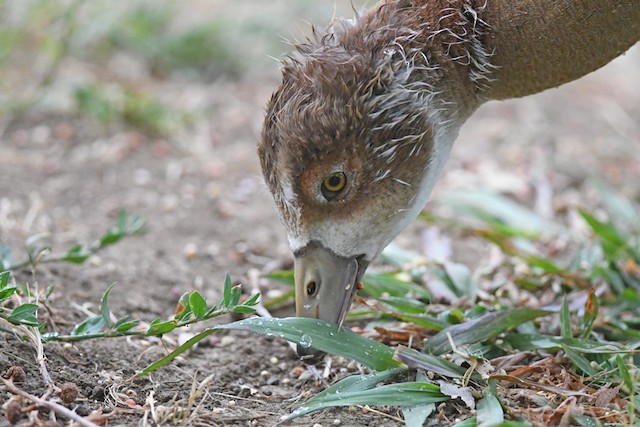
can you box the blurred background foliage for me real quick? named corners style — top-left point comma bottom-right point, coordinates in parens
top-left (0, 0), bottom-right (365, 136)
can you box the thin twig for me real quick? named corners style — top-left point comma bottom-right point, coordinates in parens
top-left (0, 376), bottom-right (101, 427)
top-left (357, 405), bottom-right (405, 423)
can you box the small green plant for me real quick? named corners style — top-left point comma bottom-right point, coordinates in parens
top-left (0, 210), bottom-right (145, 272)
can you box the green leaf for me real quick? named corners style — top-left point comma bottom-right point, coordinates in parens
top-left (136, 327), bottom-right (217, 377)
top-left (174, 292), bottom-right (192, 321)
top-left (560, 295), bottom-right (572, 339)
top-left (562, 345), bottom-right (598, 376)
top-left (0, 246), bottom-right (11, 270)
top-left (0, 286), bottom-right (17, 301)
top-left (505, 334), bottom-right (628, 354)
top-left (579, 210), bottom-right (633, 260)
top-left (398, 347), bottom-right (470, 379)
top-left (117, 209), bottom-right (127, 232)
top-left (218, 317), bottom-right (403, 371)
top-left (615, 355), bottom-right (633, 393)
top-left (189, 291), bottom-right (207, 319)
top-left (477, 390), bottom-right (503, 427)
top-left (438, 189), bottom-right (560, 236)
top-left (71, 316), bottom-right (105, 336)
top-left (8, 303), bottom-right (39, 326)
top-left (424, 309), bottom-right (551, 355)
top-left (572, 414), bottom-right (603, 427)
top-left (146, 319), bottom-right (177, 336)
top-left (60, 244), bottom-right (92, 264)
top-left (377, 296), bottom-right (427, 314)
top-left (100, 284), bottom-right (116, 328)
top-left (284, 380), bottom-right (447, 421)
top-left (443, 262), bottom-right (476, 298)
top-left (232, 305), bottom-right (257, 314)
top-left (243, 292), bottom-right (261, 306)
top-left (222, 273), bottom-right (232, 306)
top-left (403, 371), bottom-right (436, 427)
top-left (0, 270), bottom-right (9, 288)
top-left (229, 285), bottom-right (242, 307)
top-left (98, 229), bottom-right (123, 247)
top-left (403, 403), bottom-right (436, 427)
top-left (113, 316), bottom-right (141, 332)
top-left (362, 272), bottom-right (431, 300)
top-left (313, 368), bottom-right (404, 400)
top-left (590, 179), bottom-right (639, 227)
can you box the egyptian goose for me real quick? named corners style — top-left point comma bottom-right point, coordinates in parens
top-left (258, 0), bottom-right (640, 360)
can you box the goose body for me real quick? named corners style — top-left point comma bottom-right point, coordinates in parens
top-left (258, 0), bottom-right (640, 360)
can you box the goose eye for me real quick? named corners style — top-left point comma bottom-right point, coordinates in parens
top-left (321, 172), bottom-right (347, 200)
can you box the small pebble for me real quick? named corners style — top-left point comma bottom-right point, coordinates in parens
top-left (290, 366), bottom-right (305, 378)
top-left (60, 382), bottom-right (79, 404)
top-left (5, 400), bottom-right (22, 424)
top-left (220, 336), bottom-right (235, 347)
top-left (6, 366), bottom-right (26, 383)
top-left (313, 424), bottom-right (323, 427)
top-left (270, 356), bottom-right (279, 365)
top-left (281, 378), bottom-right (291, 385)
top-left (32, 125), bottom-right (51, 145)
top-left (260, 370), bottom-right (270, 377)
top-left (298, 370), bottom-right (314, 381)
top-left (333, 420), bottom-right (342, 425)
top-left (183, 243), bottom-right (199, 259)
top-left (227, 400), bottom-right (236, 407)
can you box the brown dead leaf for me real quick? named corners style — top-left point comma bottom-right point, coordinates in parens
top-left (438, 381), bottom-right (475, 409)
top-left (594, 384), bottom-right (621, 408)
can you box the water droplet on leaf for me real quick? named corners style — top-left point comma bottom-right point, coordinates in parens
top-left (299, 334), bottom-right (313, 348)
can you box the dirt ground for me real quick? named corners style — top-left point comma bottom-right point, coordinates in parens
top-left (1, 2), bottom-right (639, 426)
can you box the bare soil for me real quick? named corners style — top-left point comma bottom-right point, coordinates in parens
top-left (1, 4), bottom-right (639, 425)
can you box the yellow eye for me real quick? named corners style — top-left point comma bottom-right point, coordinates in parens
top-left (321, 172), bottom-right (347, 200)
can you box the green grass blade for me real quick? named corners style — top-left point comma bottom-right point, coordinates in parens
top-left (135, 327), bottom-right (217, 377)
top-left (312, 368), bottom-right (404, 401)
top-left (591, 179), bottom-right (639, 227)
top-left (616, 355), bottom-right (633, 393)
top-left (218, 317), bottom-right (403, 371)
top-left (403, 370), bottom-right (436, 427)
top-left (572, 414), bottom-right (603, 427)
top-left (222, 273), bottom-right (232, 306)
top-left (0, 270), bottom-right (10, 288)
top-left (438, 189), bottom-right (560, 235)
top-left (562, 345), bottom-right (598, 376)
top-left (362, 271), bottom-right (431, 300)
top-left (424, 309), bottom-right (551, 355)
top-left (560, 295), bottom-right (572, 339)
top-left (579, 210), bottom-right (632, 260)
top-left (283, 381), bottom-right (448, 421)
top-left (398, 347), bottom-right (469, 379)
top-left (263, 270), bottom-right (294, 287)
top-left (100, 283), bottom-right (116, 328)
top-left (505, 334), bottom-right (628, 354)
top-left (477, 390), bottom-right (503, 427)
